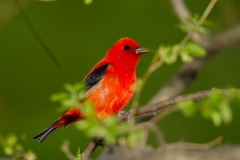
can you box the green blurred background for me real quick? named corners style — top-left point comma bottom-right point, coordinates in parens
top-left (0, 0), bottom-right (240, 159)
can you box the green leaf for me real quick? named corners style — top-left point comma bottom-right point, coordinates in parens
top-left (6, 134), bottom-right (17, 146)
top-left (202, 20), bottom-right (216, 29)
top-left (102, 116), bottom-right (117, 127)
top-left (4, 146), bottom-right (13, 156)
top-left (178, 99), bottom-right (196, 117)
top-left (183, 42), bottom-right (206, 57)
top-left (177, 23), bottom-right (193, 32)
top-left (87, 125), bottom-right (106, 138)
top-left (64, 83), bottom-right (74, 92)
top-left (77, 92), bottom-right (86, 102)
top-left (50, 92), bottom-right (69, 102)
top-left (76, 147), bottom-right (82, 160)
top-left (114, 123), bottom-right (129, 135)
top-left (75, 120), bottom-right (90, 130)
top-left (80, 101), bottom-right (95, 117)
top-left (74, 82), bottom-right (85, 91)
top-left (136, 78), bottom-right (143, 89)
top-left (165, 54), bottom-right (178, 64)
top-left (194, 26), bottom-right (206, 34)
top-left (180, 52), bottom-right (193, 63)
top-left (62, 99), bottom-right (77, 107)
top-left (220, 102), bottom-right (232, 124)
top-left (159, 46), bottom-right (178, 64)
top-left (104, 132), bottom-right (117, 145)
top-left (24, 150), bottom-right (37, 160)
top-left (193, 13), bottom-right (200, 22)
top-left (201, 104), bottom-right (213, 119)
top-left (185, 13), bottom-right (199, 24)
top-left (126, 129), bottom-right (142, 147)
top-left (212, 111), bottom-right (222, 127)
top-left (158, 46), bottom-right (171, 59)
top-left (231, 89), bottom-right (240, 101)
top-left (84, 0), bottom-right (92, 5)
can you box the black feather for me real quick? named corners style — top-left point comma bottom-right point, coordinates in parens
top-left (32, 120), bottom-right (60, 143)
top-left (84, 64), bottom-right (109, 90)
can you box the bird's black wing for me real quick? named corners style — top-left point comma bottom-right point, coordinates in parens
top-left (83, 64), bottom-right (109, 91)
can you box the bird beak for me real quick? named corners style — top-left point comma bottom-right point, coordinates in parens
top-left (135, 47), bottom-right (149, 54)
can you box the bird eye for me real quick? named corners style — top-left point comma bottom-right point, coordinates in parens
top-left (124, 45), bottom-right (130, 50)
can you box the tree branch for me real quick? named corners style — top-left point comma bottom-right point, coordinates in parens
top-left (60, 140), bottom-right (76, 160)
top-left (211, 24), bottom-right (240, 53)
top-left (96, 144), bottom-right (240, 160)
top-left (82, 137), bottom-right (104, 160)
top-left (123, 89), bottom-right (239, 122)
top-left (82, 88), bottom-right (240, 159)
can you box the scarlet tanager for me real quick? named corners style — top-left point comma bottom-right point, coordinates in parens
top-left (33, 37), bottom-right (149, 142)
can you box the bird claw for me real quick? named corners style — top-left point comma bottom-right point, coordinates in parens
top-left (117, 110), bottom-right (130, 122)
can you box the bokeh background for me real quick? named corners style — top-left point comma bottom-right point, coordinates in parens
top-left (0, 0), bottom-right (240, 159)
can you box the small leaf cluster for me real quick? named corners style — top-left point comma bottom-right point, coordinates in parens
top-left (0, 133), bottom-right (36, 160)
top-left (76, 147), bottom-right (82, 160)
top-left (0, 133), bottom-right (20, 156)
top-left (157, 14), bottom-right (215, 65)
top-left (178, 99), bottom-right (196, 117)
top-left (178, 90), bottom-right (240, 127)
top-left (84, 0), bottom-right (92, 5)
top-left (50, 82), bottom-right (86, 112)
top-left (158, 42), bottom-right (206, 64)
top-left (200, 91), bottom-right (233, 126)
top-left (75, 103), bottom-right (142, 146)
top-left (178, 14), bottom-right (215, 34)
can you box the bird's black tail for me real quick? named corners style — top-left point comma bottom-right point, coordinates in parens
top-left (33, 106), bottom-right (83, 143)
top-left (32, 120), bottom-right (61, 143)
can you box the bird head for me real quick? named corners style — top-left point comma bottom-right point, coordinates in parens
top-left (105, 37), bottom-right (149, 66)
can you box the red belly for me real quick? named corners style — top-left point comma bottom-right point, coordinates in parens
top-left (85, 76), bottom-right (134, 119)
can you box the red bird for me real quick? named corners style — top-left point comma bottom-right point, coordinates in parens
top-left (33, 37), bottom-right (149, 142)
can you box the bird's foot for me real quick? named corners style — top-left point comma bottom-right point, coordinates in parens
top-left (117, 110), bottom-right (130, 122)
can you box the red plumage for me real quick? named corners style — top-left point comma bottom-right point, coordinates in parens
top-left (33, 37), bottom-right (149, 142)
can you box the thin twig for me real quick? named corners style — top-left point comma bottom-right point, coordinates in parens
top-left (138, 122), bottom-right (166, 147)
top-left (150, 124), bottom-right (166, 147)
top-left (60, 140), bottom-right (76, 160)
top-left (131, 51), bottom-right (161, 110)
top-left (164, 136), bottom-right (223, 150)
top-left (149, 106), bottom-right (179, 124)
top-left (82, 137), bottom-right (104, 160)
top-left (14, 0), bottom-right (61, 68)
